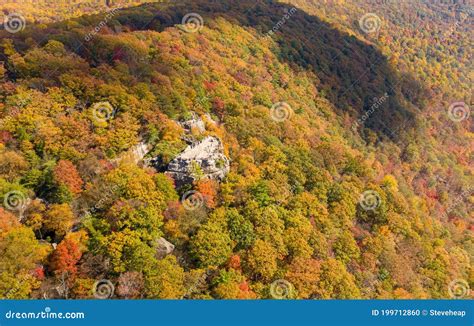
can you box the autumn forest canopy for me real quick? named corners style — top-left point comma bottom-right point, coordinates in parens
top-left (0, 0), bottom-right (472, 300)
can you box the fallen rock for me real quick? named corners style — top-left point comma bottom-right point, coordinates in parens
top-left (166, 136), bottom-right (230, 187)
top-left (156, 237), bottom-right (175, 258)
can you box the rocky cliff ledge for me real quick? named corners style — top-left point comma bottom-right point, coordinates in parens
top-left (165, 136), bottom-right (230, 187)
top-left (112, 141), bottom-right (151, 166)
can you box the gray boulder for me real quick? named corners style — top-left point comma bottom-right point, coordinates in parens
top-left (178, 113), bottom-right (206, 134)
top-left (166, 136), bottom-right (230, 187)
top-left (156, 237), bottom-right (175, 258)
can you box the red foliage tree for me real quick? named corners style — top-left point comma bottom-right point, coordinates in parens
top-left (196, 179), bottom-right (217, 209)
top-left (203, 80), bottom-right (217, 90)
top-left (0, 130), bottom-right (13, 144)
top-left (228, 255), bottom-right (241, 270)
top-left (212, 97), bottom-right (225, 120)
top-left (238, 280), bottom-right (257, 299)
top-left (34, 266), bottom-right (45, 280)
top-left (0, 207), bottom-right (20, 232)
top-left (50, 238), bottom-right (82, 278)
top-left (53, 160), bottom-right (84, 195)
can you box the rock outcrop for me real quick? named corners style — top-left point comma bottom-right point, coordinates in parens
top-left (113, 141), bottom-right (151, 166)
top-left (166, 136), bottom-right (230, 187)
top-left (156, 237), bottom-right (175, 258)
top-left (178, 113), bottom-right (206, 134)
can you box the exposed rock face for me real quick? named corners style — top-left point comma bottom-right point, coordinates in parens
top-left (113, 141), bottom-right (151, 165)
top-left (178, 114), bottom-right (206, 134)
top-left (156, 237), bottom-right (175, 258)
top-left (131, 142), bottom-right (150, 162)
top-left (166, 136), bottom-right (230, 187)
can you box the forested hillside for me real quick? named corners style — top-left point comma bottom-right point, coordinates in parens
top-left (0, 0), bottom-right (164, 23)
top-left (0, 0), bottom-right (472, 299)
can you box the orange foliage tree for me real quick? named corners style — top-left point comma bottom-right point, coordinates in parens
top-left (53, 160), bottom-right (84, 195)
top-left (196, 179), bottom-right (217, 209)
top-left (50, 237), bottom-right (82, 278)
